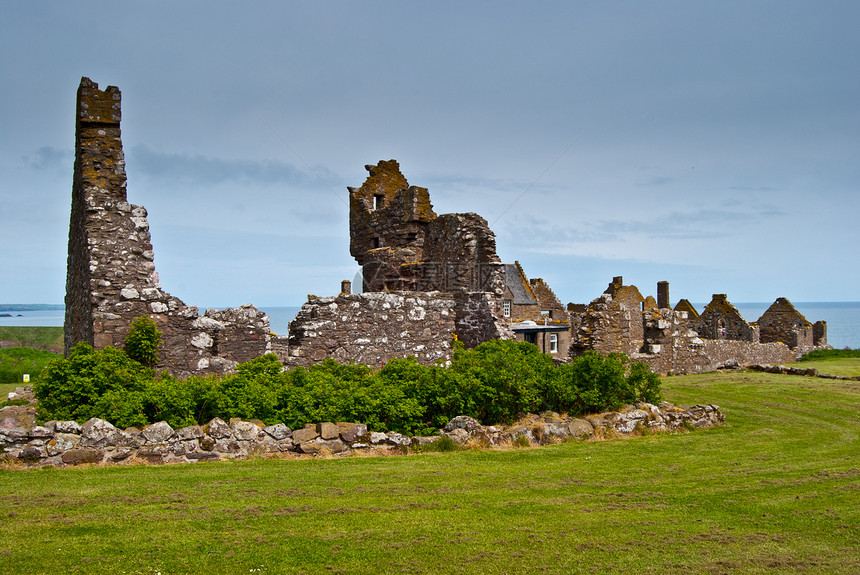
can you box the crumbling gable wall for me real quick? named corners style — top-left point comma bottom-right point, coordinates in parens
top-left (696, 294), bottom-right (757, 342)
top-left (571, 277), bottom-right (645, 356)
top-left (605, 276), bottom-right (646, 344)
top-left (529, 278), bottom-right (567, 320)
top-left (65, 78), bottom-right (271, 377)
top-left (674, 299), bottom-right (699, 319)
top-left (757, 297), bottom-right (814, 350)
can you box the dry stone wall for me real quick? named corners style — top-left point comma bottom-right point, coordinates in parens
top-left (64, 78), bottom-right (271, 377)
top-left (2, 387), bottom-right (725, 467)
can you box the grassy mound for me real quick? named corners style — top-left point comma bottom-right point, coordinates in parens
top-left (0, 326), bottom-right (63, 353)
top-left (0, 347), bottom-right (60, 385)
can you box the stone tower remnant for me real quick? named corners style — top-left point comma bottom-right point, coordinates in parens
top-left (285, 160), bottom-right (514, 367)
top-left (64, 77), bottom-right (271, 376)
top-left (348, 161), bottom-right (503, 294)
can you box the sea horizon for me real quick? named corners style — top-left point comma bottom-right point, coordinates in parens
top-left (3, 302), bottom-right (859, 349)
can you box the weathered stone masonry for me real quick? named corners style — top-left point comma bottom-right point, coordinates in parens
top-left (64, 78), bottom-right (271, 377)
top-left (285, 160), bottom-right (513, 368)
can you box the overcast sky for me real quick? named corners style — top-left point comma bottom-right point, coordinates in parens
top-left (2, 1), bottom-right (858, 309)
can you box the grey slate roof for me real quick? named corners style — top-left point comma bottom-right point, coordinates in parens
top-left (503, 264), bottom-right (538, 305)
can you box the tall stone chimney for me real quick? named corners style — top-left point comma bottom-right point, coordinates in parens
top-left (657, 281), bottom-right (670, 309)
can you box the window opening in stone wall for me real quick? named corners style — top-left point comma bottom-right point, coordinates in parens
top-left (549, 333), bottom-right (558, 353)
top-left (374, 194), bottom-right (384, 210)
top-left (372, 237), bottom-right (380, 248)
top-left (524, 332), bottom-right (537, 344)
top-left (503, 300), bottom-right (511, 318)
top-left (718, 318), bottom-right (727, 339)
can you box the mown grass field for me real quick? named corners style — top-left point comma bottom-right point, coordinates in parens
top-left (790, 357), bottom-right (860, 377)
top-left (1, 370), bottom-right (858, 574)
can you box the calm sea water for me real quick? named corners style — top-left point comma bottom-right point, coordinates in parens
top-left (3, 303), bottom-right (859, 349)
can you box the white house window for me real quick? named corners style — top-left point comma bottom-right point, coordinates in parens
top-left (549, 333), bottom-right (558, 353)
top-left (503, 300), bottom-right (511, 318)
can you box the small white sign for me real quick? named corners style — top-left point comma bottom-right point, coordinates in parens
top-left (22, 374), bottom-right (30, 383)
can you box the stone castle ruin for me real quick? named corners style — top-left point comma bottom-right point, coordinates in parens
top-left (65, 79), bottom-right (271, 377)
top-left (64, 77), bottom-right (828, 376)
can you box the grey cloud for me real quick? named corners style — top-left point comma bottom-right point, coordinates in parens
top-left (128, 145), bottom-right (341, 188)
top-left (507, 204), bottom-right (787, 252)
top-left (23, 146), bottom-right (72, 173)
top-left (636, 176), bottom-right (674, 187)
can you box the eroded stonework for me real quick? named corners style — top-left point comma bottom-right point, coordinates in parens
top-left (64, 78), bottom-right (271, 376)
top-left (349, 161), bottom-right (503, 294)
top-left (569, 278), bottom-right (826, 374)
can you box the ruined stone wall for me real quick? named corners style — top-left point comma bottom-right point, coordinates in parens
top-left (64, 78), bottom-right (270, 377)
top-left (636, 324), bottom-right (794, 375)
top-left (696, 294), bottom-right (757, 342)
top-left (570, 293), bottom-right (642, 357)
top-left (813, 321), bottom-right (828, 347)
top-left (285, 291), bottom-right (513, 368)
top-left (604, 278), bottom-right (645, 345)
top-left (571, 291), bottom-right (795, 374)
top-left (453, 292), bottom-right (515, 349)
top-left (285, 292), bottom-right (459, 368)
top-left (349, 161), bottom-right (504, 299)
top-left (529, 279), bottom-right (566, 320)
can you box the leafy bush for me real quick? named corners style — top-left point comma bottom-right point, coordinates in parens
top-left (32, 339), bottom-right (663, 434)
top-left (35, 343), bottom-right (154, 423)
top-left (124, 316), bottom-right (162, 367)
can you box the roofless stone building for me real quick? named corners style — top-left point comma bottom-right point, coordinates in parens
top-left (63, 77), bottom-right (828, 376)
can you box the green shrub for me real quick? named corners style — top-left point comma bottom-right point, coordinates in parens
top-left (554, 351), bottom-right (660, 415)
top-left (31, 339), bottom-right (662, 434)
top-left (35, 343), bottom-right (154, 423)
top-left (124, 316), bottom-right (162, 367)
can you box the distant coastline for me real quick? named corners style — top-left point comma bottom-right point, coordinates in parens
top-left (0, 304), bottom-right (64, 312)
top-left (0, 303), bottom-right (858, 348)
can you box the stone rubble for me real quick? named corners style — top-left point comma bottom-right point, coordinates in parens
top-left (1, 387), bottom-right (724, 468)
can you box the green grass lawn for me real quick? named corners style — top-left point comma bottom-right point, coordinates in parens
top-left (1, 370), bottom-right (858, 574)
top-left (789, 357), bottom-right (860, 377)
